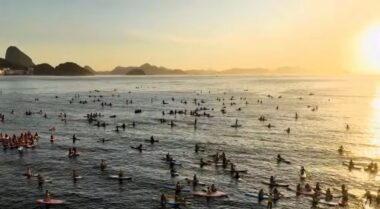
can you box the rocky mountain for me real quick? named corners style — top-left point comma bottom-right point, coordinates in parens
top-left (111, 63), bottom-right (185, 75)
top-left (55, 62), bottom-right (94, 76)
top-left (33, 63), bottom-right (55, 75)
top-left (0, 46), bottom-right (94, 76)
top-left (126, 69), bottom-right (146, 75)
top-left (221, 68), bottom-right (270, 75)
top-left (84, 65), bottom-right (96, 74)
top-left (5, 46), bottom-right (34, 67)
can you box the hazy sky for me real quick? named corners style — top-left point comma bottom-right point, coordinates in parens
top-left (1, 0), bottom-right (380, 73)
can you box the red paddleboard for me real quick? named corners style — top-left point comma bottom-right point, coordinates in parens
top-left (36, 199), bottom-right (64, 205)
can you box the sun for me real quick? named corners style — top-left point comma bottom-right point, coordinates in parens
top-left (360, 23), bottom-right (380, 73)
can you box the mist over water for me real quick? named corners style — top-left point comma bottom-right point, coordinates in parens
top-left (0, 75), bottom-right (379, 209)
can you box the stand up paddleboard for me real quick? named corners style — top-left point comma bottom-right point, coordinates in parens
top-left (261, 181), bottom-right (289, 187)
top-left (342, 162), bottom-right (362, 170)
top-left (36, 199), bottom-right (64, 205)
top-left (108, 175), bottom-right (132, 180)
top-left (193, 191), bottom-right (228, 198)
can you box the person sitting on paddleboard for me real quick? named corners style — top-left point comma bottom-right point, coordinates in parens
top-left (325, 188), bottom-right (333, 201)
top-left (73, 147), bottom-right (79, 156)
top-left (100, 160), bottom-right (107, 171)
top-left (121, 123), bottom-right (126, 129)
top-left (338, 145), bottom-right (344, 153)
top-left (72, 170), bottom-right (79, 179)
top-left (305, 183), bottom-right (312, 192)
top-left (26, 167), bottom-right (32, 178)
top-left (314, 182), bottom-right (321, 192)
top-left (211, 184), bottom-right (217, 192)
top-left (44, 190), bottom-right (51, 201)
top-left (234, 171), bottom-right (240, 179)
top-left (165, 153), bottom-right (170, 161)
top-left (118, 170), bottom-right (124, 178)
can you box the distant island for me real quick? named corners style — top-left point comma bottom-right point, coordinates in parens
top-left (0, 46), bottom-right (347, 76)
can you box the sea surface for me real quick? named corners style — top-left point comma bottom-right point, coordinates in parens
top-left (0, 75), bottom-right (380, 209)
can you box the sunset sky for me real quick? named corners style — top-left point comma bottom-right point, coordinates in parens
top-left (1, 0), bottom-right (380, 73)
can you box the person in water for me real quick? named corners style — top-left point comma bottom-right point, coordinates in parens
top-left (376, 189), bottom-right (380, 204)
top-left (325, 188), bottom-right (333, 201)
top-left (38, 174), bottom-right (44, 187)
top-left (364, 190), bottom-right (372, 205)
top-left (348, 159), bottom-right (354, 170)
top-left (338, 145), bottom-right (344, 154)
top-left (100, 160), bottom-right (107, 171)
top-left (200, 158), bottom-right (206, 168)
top-left (311, 191), bottom-right (319, 207)
top-left (300, 166), bottom-right (306, 175)
top-left (341, 184), bottom-right (348, 206)
top-left (192, 174), bottom-right (198, 186)
top-left (314, 182), bottom-right (321, 192)
top-left (276, 154), bottom-right (282, 162)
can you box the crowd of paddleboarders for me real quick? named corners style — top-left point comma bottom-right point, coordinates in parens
top-left (1, 88), bottom-right (380, 209)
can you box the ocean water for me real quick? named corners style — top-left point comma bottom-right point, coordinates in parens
top-left (0, 75), bottom-right (380, 209)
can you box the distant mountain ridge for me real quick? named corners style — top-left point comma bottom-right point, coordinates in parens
top-left (111, 63), bottom-right (185, 75)
top-left (0, 46), bottom-right (347, 76)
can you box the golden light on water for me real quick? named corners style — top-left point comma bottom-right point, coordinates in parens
top-left (360, 23), bottom-right (380, 73)
top-left (368, 87), bottom-right (380, 159)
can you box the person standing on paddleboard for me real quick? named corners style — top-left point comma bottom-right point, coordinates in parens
top-left (267, 193), bottom-right (273, 209)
